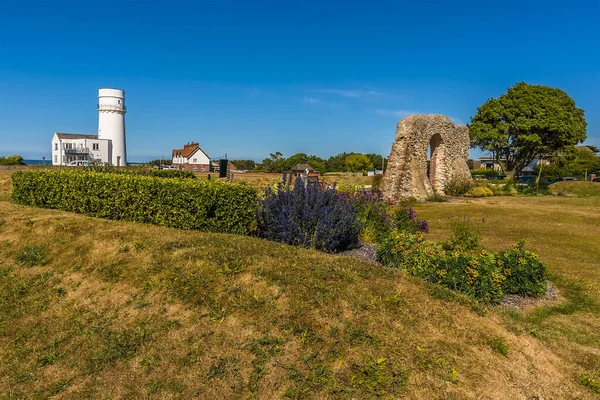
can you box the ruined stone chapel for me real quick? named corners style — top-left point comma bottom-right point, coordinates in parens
top-left (381, 114), bottom-right (472, 201)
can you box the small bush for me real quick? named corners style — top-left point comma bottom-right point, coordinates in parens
top-left (342, 189), bottom-right (390, 244)
top-left (12, 170), bottom-right (257, 235)
top-left (257, 178), bottom-right (360, 252)
top-left (393, 207), bottom-right (429, 234)
top-left (497, 240), bottom-right (547, 296)
top-left (516, 182), bottom-right (551, 196)
top-left (0, 155), bottom-right (26, 165)
top-left (427, 191), bottom-right (447, 202)
top-left (444, 178), bottom-right (473, 196)
top-left (465, 186), bottom-right (494, 197)
top-left (444, 217), bottom-right (482, 252)
top-left (15, 245), bottom-right (48, 267)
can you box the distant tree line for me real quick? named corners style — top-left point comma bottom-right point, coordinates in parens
top-left (146, 159), bottom-right (173, 166)
top-left (228, 152), bottom-right (387, 173)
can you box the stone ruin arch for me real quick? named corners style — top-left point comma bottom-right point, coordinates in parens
top-left (381, 114), bottom-right (472, 201)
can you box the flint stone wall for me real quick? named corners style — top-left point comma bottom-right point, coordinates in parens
top-left (382, 114), bottom-right (472, 201)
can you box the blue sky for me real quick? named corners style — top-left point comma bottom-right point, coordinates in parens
top-left (0, 0), bottom-right (598, 162)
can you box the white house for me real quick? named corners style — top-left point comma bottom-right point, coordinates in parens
top-left (52, 88), bottom-right (128, 166)
top-left (171, 142), bottom-right (211, 171)
top-left (51, 133), bottom-right (110, 166)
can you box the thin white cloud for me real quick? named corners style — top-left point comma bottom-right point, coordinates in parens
top-left (375, 109), bottom-right (468, 125)
top-left (312, 89), bottom-right (386, 100)
top-left (302, 96), bottom-right (323, 104)
top-left (375, 109), bottom-right (420, 118)
top-left (301, 97), bottom-right (345, 109)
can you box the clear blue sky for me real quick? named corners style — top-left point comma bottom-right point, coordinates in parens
top-left (0, 0), bottom-right (598, 162)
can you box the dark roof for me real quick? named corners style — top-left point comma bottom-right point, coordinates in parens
top-left (55, 132), bottom-right (100, 140)
top-left (290, 163), bottom-right (316, 172)
top-left (172, 142), bottom-right (210, 160)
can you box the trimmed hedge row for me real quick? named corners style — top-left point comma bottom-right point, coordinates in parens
top-left (85, 167), bottom-right (196, 179)
top-left (12, 170), bottom-right (257, 234)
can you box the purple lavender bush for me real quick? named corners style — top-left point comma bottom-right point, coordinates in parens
top-left (393, 206), bottom-right (429, 234)
top-left (257, 178), bottom-right (361, 252)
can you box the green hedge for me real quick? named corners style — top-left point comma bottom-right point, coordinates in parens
top-left (12, 170), bottom-right (257, 234)
top-left (86, 166), bottom-right (196, 179)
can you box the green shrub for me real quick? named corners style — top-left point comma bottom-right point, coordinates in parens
top-left (444, 217), bottom-right (482, 252)
top-left (393, 207), bottom-right (428, 234)
top-left (427, 191), bottom-right (447, 202)
top-left (444, 178), bottom-right (473, 196)
top-left (377, 231), bottom-right (547, 304)
top-left (464, 186), bottom-right (494, 197)
top-left (87, 166), bottom-right (195, 180)
top-left (497, 240), bottom-right (547, 296)
top-left (516, 182), bottom-right (550, 196)
top-left (12, 170), bottom-right (257, 235)
top-left (342, 189), bottom-right (390, 244)
top-left (0, 155), bottom-right (26, 165)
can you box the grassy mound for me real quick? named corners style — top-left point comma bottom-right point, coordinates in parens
top-left (1, 172), bottom-right (599, 398)
top-left (549, 181), bottom-right (600, 197)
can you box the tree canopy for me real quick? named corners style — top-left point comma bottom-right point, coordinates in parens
top-left (344, 154), bottom-right (373, 172)
top-left (469, 82), bottom-right (587, 178)
top-left (539, 147), bottom-right (600, 180)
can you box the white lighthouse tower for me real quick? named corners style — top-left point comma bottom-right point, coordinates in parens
top-left (97, 88), bottom-right (127, 166)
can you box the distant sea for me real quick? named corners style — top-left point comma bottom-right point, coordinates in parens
top-left (23, 160), bottom-right (145, 165)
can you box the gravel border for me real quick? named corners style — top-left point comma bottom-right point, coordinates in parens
top-left (338, 243), bottom-right (378, 264)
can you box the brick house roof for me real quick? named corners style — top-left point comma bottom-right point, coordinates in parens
top-left (172, 142), bottom-right (210, 160)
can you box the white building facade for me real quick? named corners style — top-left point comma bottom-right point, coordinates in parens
top-left (51, 133), bottom-right (110, 166)
top-left (52, 88), bottom-right (128, 166)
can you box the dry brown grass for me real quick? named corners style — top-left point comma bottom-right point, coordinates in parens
top-left (0, 172), bottom-right (599, 398)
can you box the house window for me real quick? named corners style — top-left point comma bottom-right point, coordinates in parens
top-left (54, 155), bottom-right (57, 163)
top-left (54, 143), bottom-right (58, 151)
top-left (93, 143), bottom-right (99, 151)
top-left (193, 158), bottom-right (197, 163)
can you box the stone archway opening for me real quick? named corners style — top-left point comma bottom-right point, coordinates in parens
top-left (428, 133), bottom-right (445, 193)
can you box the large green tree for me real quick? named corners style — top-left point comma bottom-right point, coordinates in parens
top-left (469, 82), bottom-right (587, 178)
top-left (344, 154), bottom-right (373, 172)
